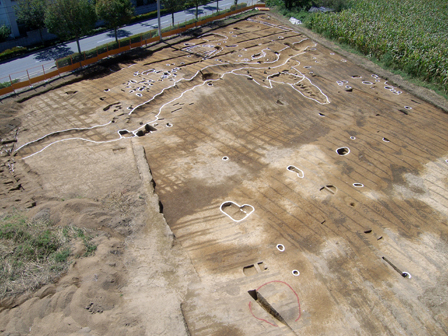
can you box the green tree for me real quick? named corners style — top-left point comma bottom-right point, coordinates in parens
top-left (45, 0), bottom-right (97, 56)
top-left (15, 0), bottom-right (47, 45)
top-left (0, 25), bottom-right (11, 42)
top-left (161, 0), bottom-right (185, 26)
top-left (96, 0), bottom-right (134, 44)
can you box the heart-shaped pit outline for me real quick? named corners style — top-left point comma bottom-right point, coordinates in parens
top-left (220, 201), bottom-right (255, 222)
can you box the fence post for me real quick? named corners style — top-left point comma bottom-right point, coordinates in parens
top-left (26, 70), bottom-right (32, 87)
top-left (42, 65), bottom-right (46, 80)
top-left (9, 75), bottom-right (16, 94)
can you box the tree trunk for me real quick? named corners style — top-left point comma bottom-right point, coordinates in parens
top-left (216, 0), bottom-right (219, 12)
top-left (196, 3), bottom-right (198, 20)
top-left (172, 12), bottom-right (174, 27)
top-left (76, 37), bottom-right (82, 67)
top-left (114, 27), bottom-right (118, 44)
top-left (76, 37), bottom-right (82, 55)
top-left (234, 0), bottom-right (237, 6)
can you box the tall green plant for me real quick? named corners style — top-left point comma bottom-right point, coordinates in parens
top-left (307, 0), bottom-right (448, 92)
top-left (96, 0), bottom-right (135, 44)
top-left (45, 0), bottom-right (97, 56)
top-left (15, 0), bottom-right (47, 45)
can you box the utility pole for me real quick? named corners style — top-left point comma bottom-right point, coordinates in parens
top-left (157, 0), bottom-right (162, 41)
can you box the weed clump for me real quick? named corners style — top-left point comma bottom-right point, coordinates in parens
top-left (0, 211), bottom-right (97, 298)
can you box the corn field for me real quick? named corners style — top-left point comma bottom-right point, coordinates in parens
top-left (307, 0), bottom-right (448, 92)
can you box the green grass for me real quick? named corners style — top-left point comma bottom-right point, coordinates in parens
top-left (0, 211), bottom-right (97, 298)
top-left (306, 0), bottom-right (448, 94)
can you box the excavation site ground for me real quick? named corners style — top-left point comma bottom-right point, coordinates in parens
top-left (0, 13), bottom-right (447, 336)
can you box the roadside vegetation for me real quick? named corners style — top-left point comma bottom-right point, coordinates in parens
top-left (0, 210), bottom-right (97, 298)
top-left (55, 2), bottom-right (248, 68)
top-left (0, 0), bottom-right (222, 62)
top-left (267, 0), bottom-right (448, 96)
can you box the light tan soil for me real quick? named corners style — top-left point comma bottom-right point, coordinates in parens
top-left (0, 13), bottom-right (447, 335)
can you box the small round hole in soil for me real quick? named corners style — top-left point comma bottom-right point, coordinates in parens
top-left (292, 270), bottom-right (300, 276)
top-left (382, 137), bottom-right (390, 142)
top-left (362, 81), bottom-right (373, 85)
top-left (104, 89), bottom-right (110, 92)
top-left (404, 106), bottom-right (412, 110)
top-left (384, 86), bottom-right (393, 90)
top-left (350, 136), bottom-right (356, 140)
top-left (336, 147), bottom-right (350, 156)
top-left (401, 272), bottom-right (411, 278)
top-left (364, 229), bottom-right (372, 234)
top-left (276, 244), bottom-right (285, 252)
top-left (166, 123), bottom-right (173, 127)
top-left (353, 183), bottom-right (364, 187)
top-left (318, 113), bottom-right (325, 117)
top-left (350, 202), bottom-right (355, 207)
top-left (222, 156), bottom-right (229, 161)
top-left (304, 66), bottom-right (311, 69)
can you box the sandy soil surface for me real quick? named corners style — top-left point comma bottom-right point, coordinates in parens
top-left (0, 13), bottom-right (447, 335)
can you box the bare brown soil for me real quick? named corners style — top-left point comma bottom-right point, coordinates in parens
top-left (0, 13), bottom-right (447, 335)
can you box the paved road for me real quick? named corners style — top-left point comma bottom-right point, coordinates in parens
top-left (0, 0), bottom-right (259, 82)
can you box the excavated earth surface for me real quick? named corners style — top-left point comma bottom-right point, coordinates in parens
top-left (0, 13), bottom-right (448, 335)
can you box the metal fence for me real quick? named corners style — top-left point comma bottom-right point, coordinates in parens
top-left (0, 4), bottom-right (265, 98)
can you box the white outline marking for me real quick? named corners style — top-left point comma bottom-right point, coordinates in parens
top-left (336, 147), bottom-right (350, 156)
top-left (220, 201), bottom-right (255, 223)
top-left (287, 165), bottom-right (304, 178)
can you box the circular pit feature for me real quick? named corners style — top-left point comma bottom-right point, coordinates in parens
top-left (336, 147), bottom-right (350, 156)
top-left (276, 244), bottom-right (285, 252)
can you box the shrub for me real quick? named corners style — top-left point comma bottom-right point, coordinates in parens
top-left (0, 25), bottom-right (11, 42)
top-left (230, 2), bottom-right (247, 11)
top-left (0, 46), bottom-right (28, 62)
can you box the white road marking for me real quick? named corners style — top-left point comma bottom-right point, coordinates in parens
top-left (97, 38), bottom-right (113, 44)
